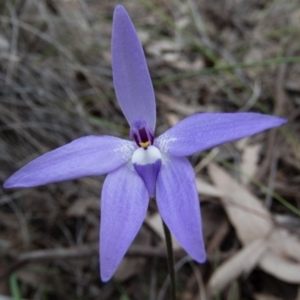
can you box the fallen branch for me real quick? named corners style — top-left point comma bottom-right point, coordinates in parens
top-left (0, 244), bottom-right (185, 281)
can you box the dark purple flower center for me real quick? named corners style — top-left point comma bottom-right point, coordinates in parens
top-left (130, 118), bottom-right (154, 149)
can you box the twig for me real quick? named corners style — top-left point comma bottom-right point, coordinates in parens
top-left (255, 64), bottom-right (287, 182)
top-left (5, 3), bottom-right (19, 86)
top-left (0, 16), bottom-right (74, 60)
top-left (0, 243), bottom-right (185, 282)
top-left (265, 150), bottom-right (278, 209)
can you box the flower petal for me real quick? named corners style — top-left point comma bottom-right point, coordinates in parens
top-left (132, 145), bottom-right (162, 197)
top-left (100, 163), bottom-right (149, 281)
top-left (156, 155), bottom-right (206, 263)
top-left (4, 136), bottom-right (135, 188)
top-left (112, 5), bottom-right (156, 131)
top-left (155, 113), bottom-right (287, 156)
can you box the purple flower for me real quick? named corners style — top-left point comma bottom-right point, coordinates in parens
top-left (4, 5), bottom-right (286, 282)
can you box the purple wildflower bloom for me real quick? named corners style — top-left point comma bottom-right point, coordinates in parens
top-left (4, 5), bottom-right (286, 282)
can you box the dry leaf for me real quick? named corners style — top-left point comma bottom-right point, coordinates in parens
top-left (253, 294), bottom-right (282, 300)
top-left (260, 252), bottom-right (300, 283)
top-left (240, 143), bottom-right (261, 185)
top-left (195, 178), bottom-right (221, 198)
top-left (235, 138), bottom-right (249, 150)
top-left (259, 229), bottom-right (300, 283)
top-left (208, 238), bottom-right (268, 293)
top-left (267, 228), bottom-right (300, 262)
top-left (66, 198), bottom-right (99, 217)
top-left (208, 163), bottom-right (300, 288)
top-left (208, 162), bottom-right (272, 245)
top-left (166, 113), bottom-right (180, 127)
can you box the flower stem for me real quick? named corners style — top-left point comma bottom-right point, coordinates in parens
top-left (162, 220), bottom-right (176, 300)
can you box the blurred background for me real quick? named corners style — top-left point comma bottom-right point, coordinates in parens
top-left (1, 0), bottom-right (300, 299)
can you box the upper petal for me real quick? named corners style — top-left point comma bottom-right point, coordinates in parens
top-left (112, 5), bottom-right (156, 131)
top-left (155, 112), bottom-right (286, 156)
top-left (100, 163), bottom-right (149, 281)
top-left (156, 155), bottom-right (206, 263)
top-left (4, 136), bottom-right (135, 188)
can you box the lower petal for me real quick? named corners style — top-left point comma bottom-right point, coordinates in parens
top-left (156, 155), bottom-right (206, 263)
top-left (100, 163), bottom-right (149, 281)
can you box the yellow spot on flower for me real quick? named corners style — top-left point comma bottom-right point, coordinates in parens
top-left (139, 141), bottom-right (150, 148)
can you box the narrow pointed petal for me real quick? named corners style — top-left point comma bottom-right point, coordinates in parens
top-left (4, 136), bottom-right (135, 188)
top-left (100, 164), bottom-right (149, 281)
top-left (112, 5), bottom-right (156, 131)
top-left (155, 113), bottom-right (286, 156)
top-left (156, 156), bottom-right (206, 262)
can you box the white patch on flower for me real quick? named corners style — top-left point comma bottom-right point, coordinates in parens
top-left (160, 152), bottom-right (170, 165)
top-left (114, 141), bottom-right (136, 161)
top-left (155, 135), bottom-right (177, 153)
top-left (132, 145), bottom-right (162, 166)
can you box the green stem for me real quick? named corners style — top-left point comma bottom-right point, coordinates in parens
top-left (162, 220), bottom-right (176, 300)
